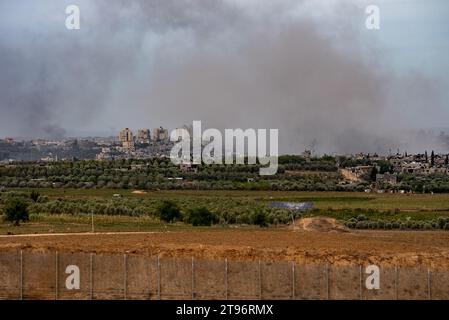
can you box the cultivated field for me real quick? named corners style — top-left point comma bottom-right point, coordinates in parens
top-left (2, 189), bottom-right (449, 234)
top-left (17, 188), bottom-right (449, 211)
top-left (1, 189), bottom-right (449, 269)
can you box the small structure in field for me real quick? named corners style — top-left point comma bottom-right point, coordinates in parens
top-left (270, 201), bottom-right (314, 228)
top-left (270, 201), bottom-right (314, 212)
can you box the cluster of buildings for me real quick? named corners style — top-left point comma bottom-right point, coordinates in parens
top-left (339, 151), bottom-right (449, 190)
top-left (118, 127), bottom-right (174, 152)
top-left (117, 125), bottom-right (195, 151)
top-left (2, 131), bottom-right (449, 178)
top-left (96, 126), bottom-right (194, 160)
top-left (390, 153), bottom-right (449, 175)
top-left (0, 125), bottom-right (191, 162)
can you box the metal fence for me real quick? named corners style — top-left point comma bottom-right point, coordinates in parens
top-left (0, 250), bottom-right (448, 300)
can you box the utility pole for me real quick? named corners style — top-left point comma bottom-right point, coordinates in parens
top-left (91, 209), bottom-right (95, 233)
top-left (291, 210), bottom-right (296, 230)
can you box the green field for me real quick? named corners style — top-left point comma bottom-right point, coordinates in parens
top-left (1, 188), bottom-right (449, 234)
top-left (12, 188), bottom-right (449, 210)
top-left (0, 214), bottom-right (230, 235)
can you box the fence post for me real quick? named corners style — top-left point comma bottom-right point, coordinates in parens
top-left (191, 257), bottom-right (195, 300)
top-left (258, 260), bottom-right (262, 300)
top-left (394, 266), bottom-right (399, 300)
top-left (291, 262), bottom-right (295, 300)
top-left (91, 210), bottom-right (95, 233)
top-left (124, 254), bottom-right (127, 300)
top-left (20, 250), bottom-right (23, 300)
top-left (148, 257), bottom-right (152, 300)
top-left (90, 253), bottom-right (94, 300)
top-left (326, 264), bottom-right (330, 300)
top-left (224, 258), bottom-right (228, 300)
top-left (55, 251), bottom-right (59, 300)
top-left (157, 256), bottom-right (161, 300)
top-left (359, 265), bottom-right (363, 300)
top-left (427, 269), bottom-right (432, 300)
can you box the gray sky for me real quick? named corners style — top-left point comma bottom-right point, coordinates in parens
top-left (0, 0), bottom-right (448, 153)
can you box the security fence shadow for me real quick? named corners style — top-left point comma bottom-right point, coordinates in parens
top-left (0, 250), bottom-right (448, 300)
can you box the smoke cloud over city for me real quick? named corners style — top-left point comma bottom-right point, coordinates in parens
top-left (0, 0), bottom-right (447, 154)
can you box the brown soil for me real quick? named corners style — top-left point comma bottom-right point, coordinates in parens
top-left (1, 229), bottom-right (449, 269)
top-left (293, 217), bottom-right (350, 233)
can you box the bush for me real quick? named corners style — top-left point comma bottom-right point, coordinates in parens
top-left (423, 223), bottom-right (432, 230)
top-left (156, 201), bottom-right (181, 223)
top-left (355, 221), bottom-right (367, 229)
top-left (37, 195), bottom-right (49, 203)
top-left (3, 198), bottom-right (30, 226)
top-left (370, 222), bottom-right (377, 229)
top-left (347, 218), bottom-right (357, 224)
top-left (438, 217), bottom-right (449, 229)
top-left (30, 190), bottom-right (40, 203)
top-left (29, 213), bottom-right (39, 222)
top-left (345, 221), bottom-right (356, 228)
top-left (252, 209), bottom-right (268, 227)
top-left (186, 207), bottom-right (217, 226)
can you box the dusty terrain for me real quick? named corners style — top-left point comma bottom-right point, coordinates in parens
top-left (1, 228), bottom-right (449, 270)
top-left (293, 217), bottom-right (350, 233)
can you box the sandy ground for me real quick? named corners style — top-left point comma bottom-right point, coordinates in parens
top-left (1, 229), bottom-right (449, 269)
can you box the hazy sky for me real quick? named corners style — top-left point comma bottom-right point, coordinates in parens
top-left (0, 0), bottom-right (448, 153)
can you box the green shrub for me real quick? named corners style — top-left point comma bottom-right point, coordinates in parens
top-left (37, 195), bottom-right (49, 203)
top-left (3, 198), bottom-right (30, 226)
top-left (156, 200), bottom-right (181, 223)
top-left (29, 213), bottom-right (39, 222)
top-left (345, 221), bottom-right (356, 228)
top-left (347, 217), bottom-right (357, 224)
top-left (438, 217), bottom-right (449, 229)
top-left (186, 207), bottom-right (217, 226)
top-left (252, 209), bottom-right (268, 227)
top-left (30, 190), bottom-right (40, 203)
top-left (355, 221), bottom-right (367, 229)
top-left (423, 223), bottom-right (432, 230)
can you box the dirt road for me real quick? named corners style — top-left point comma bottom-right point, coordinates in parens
top-left (1, 229), bottom-right (448, 269)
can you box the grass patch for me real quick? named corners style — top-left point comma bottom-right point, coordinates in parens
top-left (3, 188), bottom-right (449, 232)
